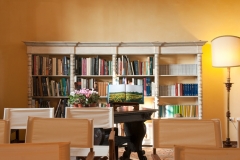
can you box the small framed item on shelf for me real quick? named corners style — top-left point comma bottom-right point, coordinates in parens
top-left (108, 84), bottom-right (144, 104)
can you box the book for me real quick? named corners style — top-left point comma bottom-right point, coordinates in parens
top-left (95, 56), bottom-right (99, 75)
top-left (108, 84), bottom-right (144, 104)
top-left (50, 80), bottom-right (56, 96)
top-left (126, 56), bottom-right (132, 75)
top-left (62, 56), bottom-right (68, 75)
top-left (38, 76), bottom-right (43, 96)
top-left (41, 77), bottom-right (48, 96)
top-left (48, 57), bottom-right (52, 75)
top-left (55, 99), bottom-right (62, 118)
top-left (52, 57), bottom-right (57, 75)
top-left (46, 77), bottom-right (51, 96)
top-left (32, 77), bottom-right (37, 96)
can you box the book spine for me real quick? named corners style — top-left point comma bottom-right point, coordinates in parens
top-left (96, 56), bottom-right (99, 75)
top-left (32, 77), bottom-right (37, 96)
top-left (133, 60), bottom-right (139, 75)
top-left (62, 56), bottom-right (67, 75)
top-left (149, 56), bottom-right (153, 75)
top-left (46, 77), bottom-right (51, 96)
top-left (42, 56), bottom-right (46, 75)
top-left (75, 55), bottom-right (79, 75)
top-left (38, 76), bottom-right (43, 96)
top-left (41, 77), bottom-right (48, 96)
top-left (39, 56), bottom-right (43, 75)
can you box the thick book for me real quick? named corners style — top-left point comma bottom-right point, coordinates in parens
top-left (41, 77), bottom-right (48, 96)
top-left (32, 77), bottom-right (37, 96)
top-left (55, 99), bottom-right (62, 118)
top-left (38, 76), bottom-right (43, 96)
top-left (108, 84), bottom-right (144, 104)
top-left (62, 56), bottom-right (68, 75)
top-left (52, 57), bottom-right (57, 75)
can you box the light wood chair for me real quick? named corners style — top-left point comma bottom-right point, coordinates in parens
top-left (65, 107), bottom-right (115, 160)
top-left (25, 116), bottom-right (94, 160)
top-left (151, 119), bottom-right (223, 160)
top-left (0, 119), bottom-right (10, 144)
top-left (3, 108), bottom-right (54, 142)
top-left (0, 142), bottom-right (70, 160)
top-left (174, 145), bottom-right (240, 160)
top-left (238, 120), bottom-right (240, 148)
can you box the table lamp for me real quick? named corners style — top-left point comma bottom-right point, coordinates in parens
top-left (211, 35), bottom-right (240, 147)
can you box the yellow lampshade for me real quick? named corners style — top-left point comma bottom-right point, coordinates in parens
top-left (211, 35), bottom-right (240, 67)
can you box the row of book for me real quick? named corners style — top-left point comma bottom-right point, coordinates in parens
top-left (117, 55), bottom-right (154, 75)
top-left (31, 99), bottom-right (51, 108)
top-left (75, 78), bottom-right (109, 97)
top-left (75, 77), bottom-right (155, 97)
top-left (159, 64), bottom-right (197, 75)
top-left (32, 98), bottom-right (68, 118)
top-left (158, 104), bottom-right (199, 118)
top-left (159, 83), bottom-right (198, 96)
top-left (75, 56), bottom-right (112, 75)
top-left (55, 99), bottom-right (68, 118)
top-left (32, 77), bottom-right (70, 97)
top-left (32, 55), bottom-right (70, 75)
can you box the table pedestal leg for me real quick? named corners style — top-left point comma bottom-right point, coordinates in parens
top-left (120, 121), bottom-right (147, 160)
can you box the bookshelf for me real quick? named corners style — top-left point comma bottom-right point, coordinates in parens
top-left (158, 42), bottom-right (206, 119)
top-left (24, 41), bottom-right (77, 111)
top-left (24, 41), bottom-right (206, 119)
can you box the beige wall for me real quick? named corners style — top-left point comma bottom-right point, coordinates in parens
top-left (1, 0), bottom-right (240, 141)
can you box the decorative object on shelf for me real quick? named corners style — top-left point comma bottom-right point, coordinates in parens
top-left (211, 35), bottom-right (240, 147)
top-left (68, 89), bottom-right (99, 107)
top-left (108, 84), bottom-right (144, 104)
top-left (74, 103), bottom-right (83, 108)
top-left (68, 90), bottom-right (87, 107)
top-left (86, 103), bottom-right (97, 107)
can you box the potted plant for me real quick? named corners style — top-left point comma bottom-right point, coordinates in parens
top-left (87, 90), bottom-right (100, 107)
top-left (68, 90), bottom-right (87, 107)
top-left (68, 89), bottom-right (100, 107)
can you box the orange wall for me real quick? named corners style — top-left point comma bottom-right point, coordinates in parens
top-left (1, 0), bottom-right (240, 140)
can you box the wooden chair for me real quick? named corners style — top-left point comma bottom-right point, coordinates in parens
top-left (0, 119), bottom-right (10, 144)
top-left (174, 145), bottom-right (240, 160)
top-left (0, 142), bottom-right (70, 160)
top-left (65, 107), bottom-right (115, 160)
top-left (151, 119), bottom-right (223, 160)
top-left (3, 108), bottom-right (54, 142)
top-left (238, 120), bottom-right (240, 148)
top-left (25, 116), bottom-right (94, 160)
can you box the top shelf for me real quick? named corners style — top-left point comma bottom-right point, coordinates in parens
top-left (24, 41), bottom-right (207, 55)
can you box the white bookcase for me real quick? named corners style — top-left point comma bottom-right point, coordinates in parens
top-left (158, 42), bottom-right (206, 119)
top-left (24, 41), bottom-right (206, 145)
top-left (24, 41), bottom-right (206, 119)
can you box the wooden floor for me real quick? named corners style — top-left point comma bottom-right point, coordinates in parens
top-left (118, 147), bottom-right (173, 160)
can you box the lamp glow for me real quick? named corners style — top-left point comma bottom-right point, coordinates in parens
top-left (212, 35), bottom-right (240, 67)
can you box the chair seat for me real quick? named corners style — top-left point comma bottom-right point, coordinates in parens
top-left (71, 146), bottom-right (109, 157)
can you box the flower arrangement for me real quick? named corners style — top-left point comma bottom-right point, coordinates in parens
top-left (68, 88), bottom-right (100, 107)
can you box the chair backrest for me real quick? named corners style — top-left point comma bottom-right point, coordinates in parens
top-left (152, 119), bottom-right (223, 148)
top-left (238, 120), bottom-right (240, 148)
top-left (0, 119), bottom-right (10, 143)
top-left (108, 130), bottom-right (116, 160)
top-left (65, 107), bottom-right (114, 129)
top-left (174, 145), bottom-right (240, 160)
top-left (25, 116), bottom-right (94, 148)
top-left (0, 142), bottom-right (70, 160)
top-left (3, 108), bottom-right (54, 129)
top-left (65, 107), bottom-right (115, 159)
